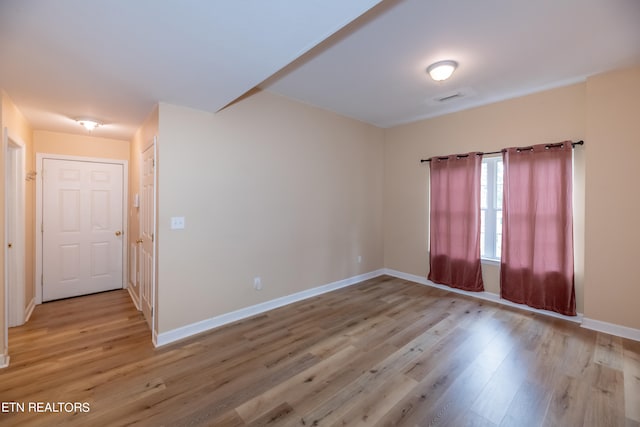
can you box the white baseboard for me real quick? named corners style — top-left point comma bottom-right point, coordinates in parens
top-left (155, 269), bottom-right (385, 347)
top-left (383, 268), bottom-right (583, 324)
top-left (152, 267), bottom-right (639, 347)
top-left (24, 298), bottom-right (36, 323)
top-left (581, 318), bottom-right (640, 342)
top-left (0, 353), bottom-right (9, 369)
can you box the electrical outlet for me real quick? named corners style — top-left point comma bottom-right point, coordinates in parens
top-left (253, 277), bottom-right (262, 291)
top-left (357, 255), bottom-right (362, 263)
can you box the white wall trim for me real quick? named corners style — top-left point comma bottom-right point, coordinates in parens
top-left (155, 269), bottom-right (385, 347)
top-left (582, 318), bottom-right (640, 342)
top-left (383, 268), bottom-right (583, 324)
top-left (0, 353), bottom-right (9, 369)
top-left (387, 269), bottom-right (640, 342)
top-left (152, 267), bottom-right (640, 348)
top-left (24, 298), bottom-right (35, 323)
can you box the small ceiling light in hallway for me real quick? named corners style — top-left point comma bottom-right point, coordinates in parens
top-left (76, 118), bottom-right (101, 131)
top-left (427, 60), bottom-right (458, 81)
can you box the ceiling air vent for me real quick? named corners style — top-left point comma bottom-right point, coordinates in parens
top-left (435, 91), bottom-right (464, 102)
top-left (425, 87), bottom-right (476, 107)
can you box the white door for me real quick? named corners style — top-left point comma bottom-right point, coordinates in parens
top-left (5, 147), bottom-right (16, 321)
top-left (42, 159), bottom-right (124, 301)
top-left (140, 142), bottom-right (155, 327)
top-left (5, 139), bottom-right (25, 326)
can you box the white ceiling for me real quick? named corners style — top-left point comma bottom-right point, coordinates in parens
top-left (1, 0), bottom-right (639, 140)
top-left (0, 0), bottom-right (382, 140)
top-left (264, 0), bottom-right (640, 127)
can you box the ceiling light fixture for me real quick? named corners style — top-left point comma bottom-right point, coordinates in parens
top-left (427, 60), bottom-right (458, 81)
top-left (76, 118), bottom-right (101, 131)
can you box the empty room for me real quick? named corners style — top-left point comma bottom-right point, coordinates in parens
top-left (1, 1), bottom-right (639, 426)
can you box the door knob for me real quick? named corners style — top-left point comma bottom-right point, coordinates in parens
top-left (136, 239), bottom-right (143, 244)
top-left (7, 243), bottom-right (12, 248)
top-left (115, 231), bottom-right (122, 236)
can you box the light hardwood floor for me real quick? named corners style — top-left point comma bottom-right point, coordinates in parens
top-left (1, 276), bottom-right (639, 426)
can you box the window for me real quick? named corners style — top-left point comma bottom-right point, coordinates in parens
top-left (480, 156), bottom-right (503, 261)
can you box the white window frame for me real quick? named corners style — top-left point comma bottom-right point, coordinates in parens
top-left (481, 155), bottom-right (502, 262)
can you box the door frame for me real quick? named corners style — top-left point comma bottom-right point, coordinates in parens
top-left (35, 153), bottom-right (128, 305)
top-left (140, 137), bottom-right (157, 344)
top-left (4, 128), bottom-right (26, 330)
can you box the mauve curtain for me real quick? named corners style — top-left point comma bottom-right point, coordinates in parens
top-left (428, 153), bottom-right (484, 292)
top-left (500, 142), bottom-right (576, 316)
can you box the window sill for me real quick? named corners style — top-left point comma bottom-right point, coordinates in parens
top-left (481, 258), bottom-right (501, 267)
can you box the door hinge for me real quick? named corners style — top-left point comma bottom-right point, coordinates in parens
top-left (41, 274), bottom-right (43, 286)
top-left (152, 233), bottom-right (154, 243)
top-left (151, 307), bottom-right (154, 317)
top-left (41, 222), bottom-right (44, 233)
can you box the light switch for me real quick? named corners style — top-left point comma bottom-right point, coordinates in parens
top-left (170, 216), bottom-right (185, 229)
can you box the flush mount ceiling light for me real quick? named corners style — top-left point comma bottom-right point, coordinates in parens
top-left (426, 60), bottom-right (458, 81)
top-left (76, 118), bottom-right (101, 131)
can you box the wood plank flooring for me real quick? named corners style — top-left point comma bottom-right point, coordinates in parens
top-left (1, 275), bottom-right (639, 426)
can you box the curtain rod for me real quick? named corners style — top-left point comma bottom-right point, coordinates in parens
top-left (420, 140), bottom-right (584, 163)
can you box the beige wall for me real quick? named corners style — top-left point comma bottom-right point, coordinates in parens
top-left (156, 91), bottom-right (384, 332)
top-left (384, 67), bottom-right (640, 331)
top-left (383, 83), bottom-right (586, 310)
top-left (1, 90), bottom-right (33, 360)
top-left (34, 130), bottom-right (130, 160)
top-left (128, 107), bottom-right (159, 312)
top-left (584, 67), bottom-right (640, 330)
